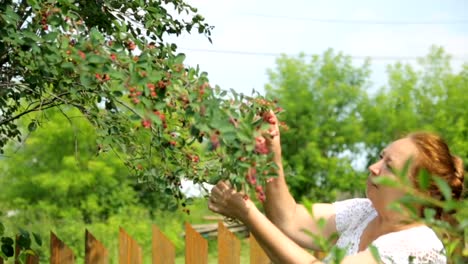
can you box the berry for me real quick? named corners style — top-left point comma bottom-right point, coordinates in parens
top-left (141, 119), bottom-right (151, 128)
top-left (255, 136), bottom-right (269, 154)
top-left (127, 41), bottom-right (136, 50)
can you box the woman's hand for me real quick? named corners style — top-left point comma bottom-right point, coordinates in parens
top-left (261, 111), bottom-right (282, 160)
top-left (208, 181), bottom-right (254, 221)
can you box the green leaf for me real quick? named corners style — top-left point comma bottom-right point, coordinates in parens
top-left (28, 120), bottom-right (37, 132)
top-left (368, 245), bottom-right (381, 262)
top-left (417, 170), bottom-right (430, 191)
top-left (1, 237), bottom-right (14, 246)
top-left (17, 233), bottom-right (31, 249)
top-left (32, 233), bottom-right (42, 247)
top-left (87, 54), bottom-right (107, 64)
top-left (1, 244), bottom-right (14, 258)
top-left (174, 53), bottom-right (186, 64)
top-left (112, 91), bottom-right (123, 97)
top-left (43, 32), bottom-right (59, 42)
top-left (433, 177), bottom-right (452, 201)
top-left (423, 208), bottom-right (436, 220)
top-left (0, 222), bottom-right (4, 236)
top-left (371, 176), bottom-right (399, 187)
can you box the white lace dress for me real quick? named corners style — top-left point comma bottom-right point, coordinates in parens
top-left (329, 198), bottom-right (446, 263)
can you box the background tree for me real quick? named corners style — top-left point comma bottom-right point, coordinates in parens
top-left (265, 50), bottom-right (371, 201)
top-left (360, 46), bottom-right (468, 171)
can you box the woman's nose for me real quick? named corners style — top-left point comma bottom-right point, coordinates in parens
top-left (368, 161), bottom-right (381, 176)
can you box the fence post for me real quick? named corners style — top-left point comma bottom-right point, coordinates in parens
top-left (85, 229), bottom-right (109, 264)
top-left (152, 225), bottom-right (175, 264)
top-left (249, 234), bottom-right (270, 264)
top-left (217, 221), bottom-right (241, 264)
top-left (185, 222), bottom-right (208, 264)
top-left (13, 235), bottom-right (39, 264)
top-left (50, 232), bottom-right (75, 264)
top-left (118, 227), bottom-right (142, 264)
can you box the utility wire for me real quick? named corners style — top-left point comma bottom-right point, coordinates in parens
top-left (178, 47), bottom-right (468, 61)
top-left (241, 13), bottom-right (468, 25)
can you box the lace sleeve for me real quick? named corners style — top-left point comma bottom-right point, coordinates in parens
top-left (333, 198), bottom-right (375, 234)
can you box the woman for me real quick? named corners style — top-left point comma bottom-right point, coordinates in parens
top-left (208, 113), bottom-right (464, 263)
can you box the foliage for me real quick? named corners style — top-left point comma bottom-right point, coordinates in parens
top-left (0, 0), bottom-right (281, 210)
top-left (1, 0), bottom-right (467, 262)
top-left (0, 109), bottom-right (222, 262)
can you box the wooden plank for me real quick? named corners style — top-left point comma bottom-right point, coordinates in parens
top-left (185, 222), bottom-right (208, 264)
top-left (50, 232), bottom-right (75, 264)
top-left (12, 235), bottom-right (39, 264)
top-left (85, 229), bottom-right (109, 264)
top-left (217, 222), bottom-right (240, 264)
top-left (152, 225), bottom-right (175, 264)
top-left (119, 227), bottom-right (142, 264)
top-left (249, 234), bottom-right (270, 264)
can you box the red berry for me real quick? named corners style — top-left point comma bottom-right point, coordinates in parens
top-left (127, 41), bottom-right (136, 50)
top-left (141, 119), bottom-right (151, 128)
top-left (147, 83), bottom-right (155, 91)
top-left (255, 136), bottom-right (269, 154)
top-left (78, 51), bottom-right (86, 59)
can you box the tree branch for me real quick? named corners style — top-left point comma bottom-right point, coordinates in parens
top-left (0, 92), bottom-right (70, 126)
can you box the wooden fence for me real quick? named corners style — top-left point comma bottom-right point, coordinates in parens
top-left (0, 222), bottom-right (271, 264)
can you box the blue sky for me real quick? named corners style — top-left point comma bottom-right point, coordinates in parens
top-left (170, 0), bottom-right (468, 96)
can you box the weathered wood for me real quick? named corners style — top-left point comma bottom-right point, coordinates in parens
top-left (185, 222), bottom-right (248, 238)
top-left (85, 229), bottom-right (109, 264)
top-left (50, 232), bottom-right (75, 264)
top-left (217, 222), bottom-right (240, 264)
top-left (249, 234), bottom-right (270, 264)
top-left (152, 225), bottom-right (175, 264)
top-left (185, 223), bottom-right (208, 264)
top-left (119, 227), bottom-right (142, 264)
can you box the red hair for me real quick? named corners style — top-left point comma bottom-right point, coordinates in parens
top-left (407, 132), bottom-right (465, 219)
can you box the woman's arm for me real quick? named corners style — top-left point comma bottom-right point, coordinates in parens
top-left (208, 180), bottom-right (321, 263)
top-left (261, 112), bottom-right (337, 250)
top-left (208, 181), bottom-right (379, 264)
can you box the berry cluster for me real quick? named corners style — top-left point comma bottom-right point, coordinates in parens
top-left (245, 167), bottom-right (266, 202)
top-left (40, 11), bottom-right (50, 31)
top-left (128, 87), bottom-right (143, 104)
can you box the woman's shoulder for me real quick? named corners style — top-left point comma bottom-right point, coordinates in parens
top-left (372, 226), bottom-right (446, 263)
top-left (333, 198), bottom-right (376, 233)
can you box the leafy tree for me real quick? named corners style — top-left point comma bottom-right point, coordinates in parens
top-left (265, 50), bottom-right (371, 201)
top-left (0, 0), bottom-right (280, 210)
top-left (0, 1), bottom-right (283, 261)
top-left (0, 109), bottom-right (220, 262)
top-left (360, 46), bottom-right (468, 171)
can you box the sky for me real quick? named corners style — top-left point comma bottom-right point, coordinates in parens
top-left (169, 0), bottom-right (468, 96)
top-left (174, 0), bottom-right (468, 196)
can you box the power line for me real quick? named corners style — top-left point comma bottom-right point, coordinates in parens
top-left (241, 13), bottom-right (468, 25)
top-left (178, 47), bottom-right (468, 61)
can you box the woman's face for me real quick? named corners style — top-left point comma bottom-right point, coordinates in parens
top-left (366, 138), bottom-right (420, 206)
